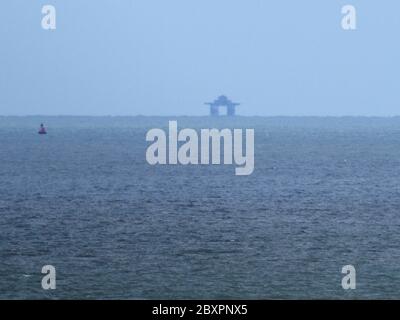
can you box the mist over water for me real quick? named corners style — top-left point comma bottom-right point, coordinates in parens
top-left (1, 116), bottom-right (400, 299)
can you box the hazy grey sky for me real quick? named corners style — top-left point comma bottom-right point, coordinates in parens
top-left (0, 0), bottom-right (399, 116)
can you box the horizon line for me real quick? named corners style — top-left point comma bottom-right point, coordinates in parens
top-left (2, 115), bottom-right (400, 118)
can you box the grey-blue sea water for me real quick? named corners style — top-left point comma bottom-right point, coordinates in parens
top-left (1, 116), bottom-right (400, 299)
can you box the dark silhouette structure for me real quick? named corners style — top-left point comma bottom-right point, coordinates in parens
top-left (205, 95), bottom-right (240, 116)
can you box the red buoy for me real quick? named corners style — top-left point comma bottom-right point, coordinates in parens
top-left (38, 123), bottom-right (47, 135)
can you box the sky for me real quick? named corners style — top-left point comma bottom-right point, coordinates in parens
top-left (0, 0), bottom-right (399, 116)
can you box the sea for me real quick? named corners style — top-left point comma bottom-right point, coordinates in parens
top-left (1, 116), bottom-right (400, 299)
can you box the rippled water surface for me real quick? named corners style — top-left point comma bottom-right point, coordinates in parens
top-left (1, 116), bottom-right (400, 299)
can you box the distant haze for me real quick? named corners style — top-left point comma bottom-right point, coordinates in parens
top-left (0, 0), bottom-right (399, 116)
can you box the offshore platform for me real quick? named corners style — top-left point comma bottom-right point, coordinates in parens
top-left (205, 95), bottom-right (240, 116)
